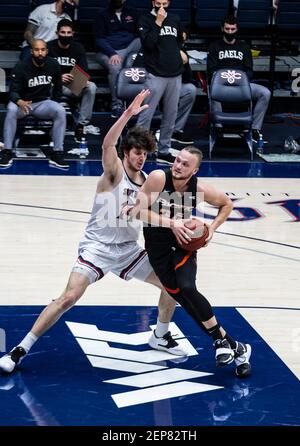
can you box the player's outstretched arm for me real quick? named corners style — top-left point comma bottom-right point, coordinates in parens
top-left (101, 89), bottom-right (150, 179)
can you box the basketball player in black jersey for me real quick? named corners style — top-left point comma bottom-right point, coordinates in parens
top-left (125, 146), bottom-right (252, 377)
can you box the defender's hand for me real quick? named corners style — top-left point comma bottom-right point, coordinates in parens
top-left (126, 89), bottom-right (150, 116)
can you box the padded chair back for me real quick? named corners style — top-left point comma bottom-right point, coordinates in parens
top-left (210, 69), bottom-right (252, 104)
top-left (195, 0), bottom-right (229, 31)
top-left (276, 0), bottom-right (300, 31)
top-left (209, 69), bottom-right (253, 159)
top-left (0, 0), bottom-right (30, 22)
top-left (237, 0), bottom-right (271, 30)
top-left (77, 0), bottom-right (108, 24)
top-left (116, 67), bottom-right (148, 100)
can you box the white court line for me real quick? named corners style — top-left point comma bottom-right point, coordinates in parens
top-left (214, 241), bottom-right (300, 262)
top-left (0, 211), bottom-right (87, 224)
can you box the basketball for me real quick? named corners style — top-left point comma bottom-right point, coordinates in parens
top-left (178, 218), bottom-right (209, 252)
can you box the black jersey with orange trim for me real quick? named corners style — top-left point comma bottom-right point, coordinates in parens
top-left (143, 168), bottom-right (197, 248)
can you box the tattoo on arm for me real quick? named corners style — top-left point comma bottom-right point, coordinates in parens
top-left (24, 23), bottom-right (38, 43)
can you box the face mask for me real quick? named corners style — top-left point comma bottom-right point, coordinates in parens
top-left (32, 55), bottom-right (47, 66)
top-left (63, 2), bottom-right (76, 16)
top-left (110, 0), bottom-right (124, 10)
top-left (58, 35), bottom-right (73, 46)
top-left (223, 31), bottom-right (237, 42)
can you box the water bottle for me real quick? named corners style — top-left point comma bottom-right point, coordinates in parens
top-left (257, 134), bottom-right (264, 154)
top-left (79, 137), bottom-right (88, 159)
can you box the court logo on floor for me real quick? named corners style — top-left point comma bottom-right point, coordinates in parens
top-left (66, 321), bottom-right (223, 408)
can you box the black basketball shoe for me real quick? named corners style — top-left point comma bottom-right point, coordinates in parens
top-left (0, 149), bottom-right (13, 168)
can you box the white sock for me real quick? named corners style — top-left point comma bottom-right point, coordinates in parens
top-left (155, 319), bottom-right (170, 338)
top-left (18, 332), bottom-right (38, 353)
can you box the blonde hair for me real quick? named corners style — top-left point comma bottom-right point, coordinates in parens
top-left (183, 146), bottom-right (203, 167)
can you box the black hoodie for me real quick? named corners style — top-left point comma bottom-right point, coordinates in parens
top-left (207, 38), bottom-right (253, 83)
top-left (138, 10), bottom-right (183, 77)
top-left (9, 57), bottom-right (62, 104)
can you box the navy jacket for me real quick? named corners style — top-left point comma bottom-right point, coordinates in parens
top-left (94, 6), bottom-right (139, 57)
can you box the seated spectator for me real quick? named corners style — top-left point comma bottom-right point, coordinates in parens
top-left (207, 15), bottom-right (271, 143)
top-left (48, 19), bottom-right (98, 142)
top-left (0, 39), bottom-right (68, 169)
top-left (94, 0), bottom-right (141, 118)
top-left (21, 0), bottom-right (77, 60)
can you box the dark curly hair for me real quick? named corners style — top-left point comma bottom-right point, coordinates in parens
top-left (57, 19), bottom-right (74, 32)
top-left (222, 15), bottom-right (239, 28)
top-left (120, 126), bottom-right (156, 157)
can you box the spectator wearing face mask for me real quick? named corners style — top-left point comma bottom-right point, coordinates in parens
top-left (0, 39), bottom-right (68, 169)
top-left (48, 19), bottom-right (98, 142)
top-left (153, 30), bottom-right (197, 146)
top-left (94, 0), bottom-right (141, 118)
top-left (207, 15), bottom-right (271, 144)
top-left (135, 1), bottom-right (184, 164)
top-left (21, 1), bottom-right (78, 60)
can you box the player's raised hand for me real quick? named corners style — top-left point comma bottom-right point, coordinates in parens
top-left (127, 89), bottom-right (150, 116)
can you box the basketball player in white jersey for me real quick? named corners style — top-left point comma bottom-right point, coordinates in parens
top-left (0, 90), bottom-right (186, 374)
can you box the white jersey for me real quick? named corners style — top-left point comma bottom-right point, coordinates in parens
top-left (78, 166), bottom-right (146, 253)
